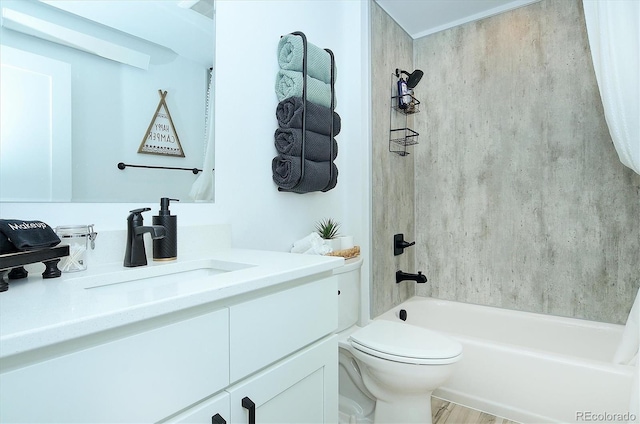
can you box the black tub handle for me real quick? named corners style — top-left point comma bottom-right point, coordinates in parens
top-left (394, 233), bottom-right (416, 255)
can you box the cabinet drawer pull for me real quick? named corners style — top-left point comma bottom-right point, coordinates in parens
top-left (211, 413), bottom-right (226, 424)
top-left (241, 396), bottom-right (256, 424)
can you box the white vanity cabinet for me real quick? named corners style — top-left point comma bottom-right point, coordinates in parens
top-left (0, 308), bottom-right (230, 423)
top-left (227, 336), bottom-right (337, 424)
top-left (168, 337), bottom-right (337, 424)
top-left (229, 274), bottom-right (338, 382)
top-left (0, 274), bottom-right (339, 424)
top-left (225, 275), bottom-right (338, 424)
top-left (165, 275), bottom-right (338, 424)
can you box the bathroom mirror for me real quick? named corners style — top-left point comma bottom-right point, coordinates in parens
top-left (0, 0), bottom-right (215, 203)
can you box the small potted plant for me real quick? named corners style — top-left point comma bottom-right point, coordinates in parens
top-left (315, 218), bottom-right (341, 251)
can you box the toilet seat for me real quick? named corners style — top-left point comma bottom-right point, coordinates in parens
top-left (349, 320), bottom-right (463, 365)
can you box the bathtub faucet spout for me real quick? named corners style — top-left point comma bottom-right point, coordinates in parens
top-left (396, 270), bottom-right (427, 284)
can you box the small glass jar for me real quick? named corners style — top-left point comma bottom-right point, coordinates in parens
top-left (55, 225), bottom-right (97, 272)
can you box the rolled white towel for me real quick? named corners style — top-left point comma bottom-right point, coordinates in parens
top-left (290, 232), bottom-right (322, 254)
top-left (303, 240), bottom-right (331, 255)
top-left (613, 288), bottom-right (640, 365)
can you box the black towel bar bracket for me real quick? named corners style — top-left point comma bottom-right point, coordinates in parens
top-left (117, 162), bottom-right (213, 175)
top-left (276, 31), bottom-right (336, 193)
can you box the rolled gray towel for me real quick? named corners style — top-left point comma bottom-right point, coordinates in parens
top-left (276, 96), bottom-right (341, 136)
top-left (272, 155), bottom-right (338, 193)
top-left (274, 128), bottom-right (338, 162)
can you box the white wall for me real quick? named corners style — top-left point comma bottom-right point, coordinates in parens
top-left (213, 0), bottom-right (370, 253)
top-left (0, 1), bottom-right (371, 271)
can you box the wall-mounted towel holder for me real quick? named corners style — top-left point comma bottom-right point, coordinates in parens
top-left (274, 31), bottom-right (337, 193)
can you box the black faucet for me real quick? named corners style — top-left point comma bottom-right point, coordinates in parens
top-left (124, 208), bottom-right (166, 267)
top-left (396, 270), bottom-right (427, 284)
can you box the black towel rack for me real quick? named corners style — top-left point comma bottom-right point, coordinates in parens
top-left (117, 162), bottom-right (213, 175)
top-left (276, 31), bottom-right (336, 193)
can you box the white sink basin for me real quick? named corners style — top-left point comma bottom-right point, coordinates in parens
top-left (68, 259), bottom-right (253, 290)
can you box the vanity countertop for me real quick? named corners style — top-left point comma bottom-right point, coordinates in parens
top-left (0, 247), bottom-right (343, 359)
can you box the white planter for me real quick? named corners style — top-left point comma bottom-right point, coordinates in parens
top-left (324, 238), bottom-right (342, 252)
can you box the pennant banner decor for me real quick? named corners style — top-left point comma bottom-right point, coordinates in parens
top-left (138, 90), bottom-right (185, 157)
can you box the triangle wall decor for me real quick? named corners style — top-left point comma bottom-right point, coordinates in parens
top-left (138, 90), bottom-right (185, 157)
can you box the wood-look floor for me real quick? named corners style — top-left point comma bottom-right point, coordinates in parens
top-left (432, 398), bottom-right (520, 424)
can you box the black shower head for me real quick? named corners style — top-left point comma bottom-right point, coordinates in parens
top-left (396, 68), bottom-right (424, 89)
top-left (406, 69), bottom-right (423, 88)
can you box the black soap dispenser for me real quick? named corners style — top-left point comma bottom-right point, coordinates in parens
top-left (153, 198), bottom-right (178, 261)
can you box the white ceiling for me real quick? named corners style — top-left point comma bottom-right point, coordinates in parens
top-left (374, 0), bottom-right (541, 39)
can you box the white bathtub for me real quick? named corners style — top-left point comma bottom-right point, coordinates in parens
top-left (376, 296), bottom-right (636, 423)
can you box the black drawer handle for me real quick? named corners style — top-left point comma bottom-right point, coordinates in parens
top-left (242, 397), bottom-right (256, 424)
top-left (211, 413), bottom-right (226, 424)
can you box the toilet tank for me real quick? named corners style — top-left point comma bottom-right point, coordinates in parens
top-left (334, 256), bottom-right (363, 332)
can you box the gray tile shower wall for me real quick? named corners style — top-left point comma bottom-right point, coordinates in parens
top-left (412, 0), bottom-right (640, 324)
top-left (371, 1), bottom-right (416, 318)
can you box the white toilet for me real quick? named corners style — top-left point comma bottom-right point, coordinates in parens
top-left (335, 257), bottom-right (463, 424)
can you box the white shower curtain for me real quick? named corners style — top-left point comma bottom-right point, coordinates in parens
top-left (189, 68), bottom-right (215, 201)
top-left (583, 0), bottom-right (640, 175)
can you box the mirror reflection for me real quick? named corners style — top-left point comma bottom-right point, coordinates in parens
top-left (0, 0), bottom-right (215, 203)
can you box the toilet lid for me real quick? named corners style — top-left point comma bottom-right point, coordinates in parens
top-left (349, 320), bottom-right (462, 365)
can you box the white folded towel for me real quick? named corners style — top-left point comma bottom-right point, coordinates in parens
top-left (291, 232), bottom-right (320, 253)
top-left (613, 288), bottom-right (640, 365)
top-left (290, 232), bottom-right (331, 255)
